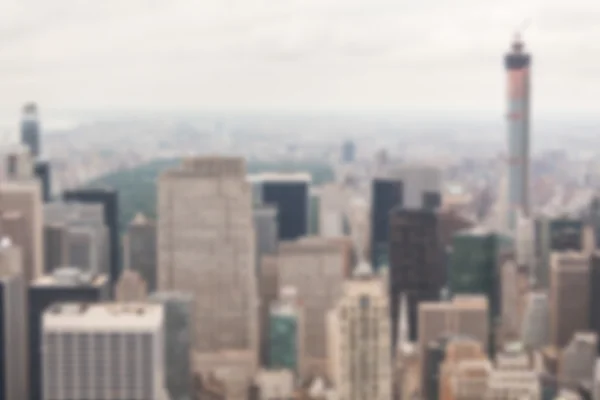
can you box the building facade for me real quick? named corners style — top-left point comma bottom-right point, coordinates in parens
top-left (268, 286), bottom-right (303, 374)
top-left (123, 212), bottom-right (157, 292)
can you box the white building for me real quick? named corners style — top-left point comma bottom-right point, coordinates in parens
top-left (42, 302), bottom-right (167, 400)
top-left (254, 369), bottom-right (295, 400)
top-left (327, 261), bottom-right (391, 400)
top-left (158, 157), bottom-right (258, 376)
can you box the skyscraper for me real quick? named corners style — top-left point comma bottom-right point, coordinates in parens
top-left (504, 35), bottom-right (531, 229)
top-left (158, 157), bottom-right (258, 374)
top-left (20, 102), bottom-right (40, 158)
top-left (123, 212), bottom-right (157, 292)
top-left (29, 268), bottom-right (110, 400)
top-left (42, 302), bottom-right (166, 400)
top-left (0, 239), bottom-right (27, 400)
top-left (388, 207), bottom-right (440, 344)
top-left (251, 173), bottom-right (310, 241)
top-left (590, 251), bottom-right (600, 354)
top-left (327, 261), bottom-right (392, 400)
top-left (33, 160), bottom-right (51, 202)
top-left (63, 187), bottom-right (120, 284)
top-left (268, 286), bottom-right (304, 374)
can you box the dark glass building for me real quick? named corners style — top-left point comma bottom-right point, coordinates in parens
top-left (370, 179), bottom-right (403, 270)
top-left (388, 207), bottom-right (439, 344)
top-left (29, 268), bottom-right (109, 400)
top-left (34, 160), bottom-right (51, 202)
top-left (20, 102), bottom-right (40, 158)
top-left (255, 175), bottom-right (309, 241)
top-left (590, 252), bottom-right (600, 355)
top-left (63, 187), bottom-right (120, 283)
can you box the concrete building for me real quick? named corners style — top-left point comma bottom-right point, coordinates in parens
top-left (418, 296), bottom-right (489, 358)
top-left (0, 239), bottom-right (27, 400)
top-left (389, 207), bottom-right (440, 344)
top-left (149, 292), bottom-right (194, 400)
top-left (0, 179), bottom-right (44, 282)
top-left (561, 332), bottom-right (597, 385)
top-left (259, 255), bottom-right (279, 366)
top-left (593, 359), bottom-right (600, 400)
top-left (44, 201), bottom-right (108, 275)
top-left (42, 302), bottom-right (166, 400)
top-left (0, 143), bottom-right (34, 180)
top-left (268, 286), bottom-right (304, 374)
top-left (439, 338), bottom-right (488, 400)
top-left (589, 252), bottom-right (600, 354)
top-left (318, 183), bottom-right (348, 238)
top-left (521, 291), bottom-right (550, 350)
top-left (451, 359), bottom-right (492, 400)
top-left (63, 187), bottom-right (120, 284)
top-left (115, 269), bottom-right (148, 302)
top-left (158, 157), bottom-right (258, 376)
top-left (123, 212), bottom-right (157, 292)
top-left (550, 252), bottom-right (590, 348)
top-left (485, 369), bottom-right (540, 400)
top-left (327, 261), bottom-right (392, 400)
top-left (253, 205), bottom-right (278, 273)
top-left (500, 258), bottom-right (521, 342)
top-left (254, 369), bottom-right (295, 400)
top-left (277, 237), bottom-right (347, 377)
top-left (250, 173), bottom-right (310, 241)
top-left (29, 268), bottom-right (110, 400)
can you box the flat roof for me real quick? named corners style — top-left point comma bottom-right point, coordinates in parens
top-left (248, 172), bottom-right (311, 183)
top-left (43, 302), bottom-right (163, 331)
top-left (33, 270), bottom-right (108, 288)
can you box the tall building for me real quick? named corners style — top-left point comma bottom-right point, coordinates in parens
top-left (253, 205), bottom-right (278, 272)
top-left (158, 157), bottom-right (258, 374)
top-left (439, 338), bottom-right (487, 400)
top-left (535, 215), bottom-right (583, 288)
top-left (42, 302), bottom-right (166, 400)
top-left (327, 261), bottom-right (392, 400)
top-left (550, 252), bottom-right (590, 348)
top-left (259, 255), bottom-right (279, 366)
top-left (29, 268), bottom-right (110, 400)
top-left (123, 212), bottom-right (157, 292)
top-left (388, 207), bottom-right (440, 344)
top-left (251, 173), bottom-right (310, 240)
top-left (277, 237), bottom-right (346, 377)
top-left (561, 332), bottom-right (597, 384)
top-left (0, 143), bottom-right (34, 180)
top-left (340, 140), bottom-right (356, 164)
top-left (590, 251), bottom-right (600, 354)
top-left (500, 258), bottom-right (521, 342)
top-left (318, 184), bottom-right (348, 238)
top-left (20, 102), bottom-right (41, 158)
top-left (504, 35), bottom-right (531, 229)
top-left (0, 179), bottom-right (44, 282)
top-left (63, 187), bottom-right (120, 284)
top-left (418, 295), bottom-right (489, 358)
top-left (268, 286), bottom-right (304, 374)
top-left (521, 291), bottom-right (550, 350)
top-left (34, 160), bottom-right (51, 202)
top-left (149, 292), bottom-right (193, 400)
top-left (0, 239), bottom-right (27, 400)
top-left (370, 166), bottom-right (441, 269)
top-left (44, 201), bottom-right (108, 275)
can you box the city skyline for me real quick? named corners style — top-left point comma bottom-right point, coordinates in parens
top-left (1, 0), bottom-right (600, 116)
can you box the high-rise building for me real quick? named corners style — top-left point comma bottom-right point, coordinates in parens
top-left (115, 269), bottom-right (148, 302)
top-left (388, 207), bottom-right (440, 344)
top-left (521, 291), bottom-right (550, 350)
top-left (0, 239), bottom-right (27, 400)
top-left (327, 261), bottom-right (392, 400)
top-left (535, 215), bottom-right (583, 288)
top-left (439, 338), bottom-right (487, 400)
top-left (259, 255), bottom-right (279, 366)
top-left (29, 268), bottom-right (110, 400)
top-left (590, 251), bottom-right (600, 354)
top-left (44, 201), bottom-right (108, 275)
top-left (42, 302), bottom-right (166, 400)
top-left (34, 160), bottom-right (51, 202)
top-left (277, 237), bottom-right (346, 377)
top-left (340, 140), bottom-right (356, 164)
top-left (149, 292), bottom-right (194, 400)
top-left (268, 286), bottom-right (304, 374)
top-left (0, 143), bottom-right (34, 180)
top-left (158, 157), bottom-right (258, 374)
top-left (561, 332), bottom-right (597, 384)
top-left (418, 295), bottom-right (489, 358)
top-left (63, 187), bottom-right (120, 284)
top-left (251, 173), bottom-right (310, 240)
top-left (123, 212), bottom-right (157, 292)
top-left (504, 35), bottom-right (531, 229)
top-left (20, 102), bottom-right (41, 158)
top-left (500, 258), bottom-right (521, 342)
top-left (0, 179), bottom-right (44, 282)
top-left (318, 184), bottom-right (348, 238)
top-left (253, 205), bottom-right (278, 272)
top-left (550, 252), bottom-right (590, 348)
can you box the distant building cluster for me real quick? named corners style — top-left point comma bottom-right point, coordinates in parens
top-left (3, 35), bottom-right (600, 400)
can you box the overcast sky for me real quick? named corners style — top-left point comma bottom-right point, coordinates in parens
top-left (1, 0), bottom-right (599, 118)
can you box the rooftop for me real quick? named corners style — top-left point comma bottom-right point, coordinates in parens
top-left (33, 267), bottom-right (108, 287)
top-left (43, 302), bottom-right (163, 330)
top-left (248, 172), bottom-right (311, 183)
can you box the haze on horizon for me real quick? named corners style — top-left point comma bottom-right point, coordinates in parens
top-left (1, 0), bottom-right (599, 119)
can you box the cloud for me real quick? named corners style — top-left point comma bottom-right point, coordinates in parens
top-left (0, 0), bottom-right (599, 116)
